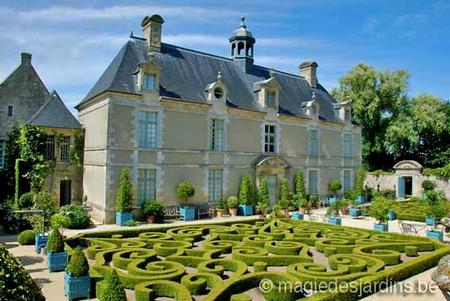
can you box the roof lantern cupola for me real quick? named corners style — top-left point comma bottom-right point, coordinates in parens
top-left (229, 16), bottom-right (255, 72)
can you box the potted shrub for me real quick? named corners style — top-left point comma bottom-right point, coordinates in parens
top-left (116, 168), bottom-right (134, 226)
top-left (293, 169), bottom-right (306, 209)
top-left (238, 175), bottom-right (255, 216)
top-left (368, 196), bottom-right (392, 232)
top-left (256, 200), bottom-right (269, 218)
top-left (422, 180), bottom-right (436, 199)
top-left (355, 169), bottom-right (366, 204)
top-left (297, 198), bottom-right (308, 215)
top-left (64, 247), bottom-right (90, 300)
top-left (227, 196), bottom-right (239, 217)
top-left (327, 199), bottom-right (344, 225)
top-left (425, 192), bottom-right (448, 241)
top-left (176, 181), bottom-right (196, 221)
top-left (309, 194), bottom-right (319, 210)
top-left (278, 178), bottom-right (293, 217)
top-left (270, 204), bottom-right (284, 219)
top-left (98, 269), bottom-right (126, 301)
top-left (31, 190), bottom-right (58, 254)
top-left (142, 200), bottom-right (163, 223)
top-left (341, 198), bottom-right (350, 215)
top-left (328, 179), bottom-right (342, 204)
top-left (46, 228), bottom-right (67, 272)
top-left (256, 179), bottom-right (270, 217)
top-left (349, 199), bottom-right (362, 217)
top-left (215, 197), bottom-right (225, 217)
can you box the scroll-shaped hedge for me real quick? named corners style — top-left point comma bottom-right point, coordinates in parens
top-left (167, 248), bottom-right (221, 267)
top-left (197, 258), bottom-right (248, 278)
top-left (135, 280), bottom-right (192, 301)
top-left (265, 241), bottom-right (310, 256)
top-left (112, 248), bottom-right (157, 270)
top-left (232, 246), bottom-right (313, 266)
top-left (181, 272), bottom-right (222, 295)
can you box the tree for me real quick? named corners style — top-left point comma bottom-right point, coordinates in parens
top-left (355, 169), bottom-right (366, 196)
top-left (329, 179), bottom-right (342, 198)
top-left (293, 169), bottom-right (305, 206)
top-left (116, 168), bottom-right (133, 213)
top-left (176, 181), bottom-right (195, 205)
top-left (332, 63), bottom-right (409, 170)
top-left (278, 178), bottom-right (291, 208)
top-left (238, 175), bottom-right (254, 205)
top-left (257, 179), bottom-right (270, 206)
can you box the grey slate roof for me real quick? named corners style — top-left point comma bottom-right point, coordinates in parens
top-left (29, 90), bottom-right (81, 129)
top-left (77, 38), bottom-right (341, 122)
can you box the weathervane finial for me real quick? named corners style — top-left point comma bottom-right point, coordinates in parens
top-left (240, 16), bottom-right (246, 28)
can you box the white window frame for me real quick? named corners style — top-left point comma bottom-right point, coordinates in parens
top-left (264, 124), bottom-right (276, 154)
top-left (60, 136), bottom-right (70, 162)
top-left (144, 73), bottom-right (156, 90)
top-left (138, 111), bottom-right (158, 149)
top-left (308, 129), bottom-right (319, 156)
top-left (208, 169), bottom-right (223, 203)
top-left (343, 133), bottom-right (352, 158)
top-left (0, 139), bottom-right (5, 169)
top-left (307, 169), bottom-right (319, 195)
top-left (137, 169), bottom-right (157, 206)
top-left (210, 118), bottom-right (224, 151)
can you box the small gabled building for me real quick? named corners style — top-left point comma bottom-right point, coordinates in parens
top-left (0, 53), bottom-right (82, 205)
top-left (76, 16), bottom-right (362, 223)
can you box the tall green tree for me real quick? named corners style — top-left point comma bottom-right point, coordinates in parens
top-left (116, 168), bottom-right (133, 212)
top-left (332, 63), bottom-right (409, 170)
top-left (0, 125), bottom-right (20, 200)
top-left (238, 174), bottom-right (254, 205)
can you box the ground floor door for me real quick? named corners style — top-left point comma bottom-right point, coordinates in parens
top-left (60, 180), bottom-right (71, 206)
top-left (404, 177), bottom-right (413, 196)
top-left (264, 175), bottom-right (277, 206)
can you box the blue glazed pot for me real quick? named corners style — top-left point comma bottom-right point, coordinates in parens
top-left (374, 223), bottom-right (389, 232)
top-left (387, 210), bottom-right (396, 221)
top-left (425, 216), bottom-right (437, 226)
top-left (48, 251), bottom-right (67, 272)
top-left (356, 195), bottom-right (365, 205)
top-left (116, 212), bottom-right (133, 226)
top-left (35, 234), bottom-right (48, 254)
top-left (180, 207), bottom-right (196, 221)
top-left (328, 217), bottom-right (342, 225)
top-left (238, 205), bottom-right (254, 216)
top-left (64, 272), bottom-right (91, 301)
top-left (291, 212), bottom-right (304, 220)
top-left (349, 208), bottom-right (362, 217)
top-left (426, 230), bottom-right (443, 242)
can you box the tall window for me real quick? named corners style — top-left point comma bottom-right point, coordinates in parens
top-left (60, 136), bottom-right (70, 162)
top-left (208, 169), bottom-right (223, 203)
top-left (0, 140), bottom-right (4, 169)
top-left (308, 170), bottom-right (318, 194)
top-left (264, 125), bottom-right (276, 153)
top-left (144, 73), bottom-right (156, 90)
top-left (308, 129), bottom-right (319, 156)
top-left (343, 170), bottom-right (351, 193)
top-left (7, 106), bottom-right (13, 117)
top-left (137, 169), bottom-right (157, 205)
top-left (138, 111), bottom-right (158, 149)
top-left (343, 134), bottom-right (352, 157)
top-left (266, 91), bottom-right (276, 108)
top-left (210, 119), bottom-right (224, 151)
top-left (44, 135), bottom-right (55, 161)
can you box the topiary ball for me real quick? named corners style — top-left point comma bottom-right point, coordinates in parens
top-left (17, 230), bottom-right (35, 245)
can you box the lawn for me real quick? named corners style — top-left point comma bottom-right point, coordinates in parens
top-left (66, 218), bottom-right (450, 300)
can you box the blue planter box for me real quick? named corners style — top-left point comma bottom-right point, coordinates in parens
top-left (64, 272), bottom-right (91, 301)
top-left (180, 207), bottom-right (196, 221)
top-left (238, 205), bottom-right (254, 216)
top-left (349, 208), bottom-right (362, 217)
top-left (425, 216), bottom-right (437, 226)
top-left (48, 251), bottom-right (67, 272)
top-left (328, 217), bottom-right (341, 225)
top-left (426, 230), bottom-right (443, 242)
top-left (374, 223), bottom-right (389, 232)
top-left (356, 195), bottom-right (365, 205)
top-left (328, 197), bottom-right (337, 205)
top-left (116, 212), bottom-right (133, 226)
top-left (387, 210), bottom-right (396, 221)
top-left (291, 212), bottom-right (304, 220)
top-left (35, 234), bottom-right (48, 254)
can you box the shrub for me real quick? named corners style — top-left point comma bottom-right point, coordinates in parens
top-left (123, 220), bottom-right (139, 227)
top-left (355, 169), bottom-right (366, 195)
top-left (238, 175), bottom-right (254, 205)
top-left (116, 168), bottom-right (133, 213)
top-left (421, 180), bottom-right (436, 192)
top-left (379, 189), bottom-right (396, 200)
top-left (368, 196), bottom-right (392, 224)
top-left (329, 179), bottom-right (342, 197)
top-left (257, 179), bottom-right (270, 206)
top-left (142, 200), bottom-right (163, 216)
top-left (1, 203), bottom-right (32, 234)
top-left (18, 192), bottom-right (34, 209)
top-left (98, 269), bottom-right (126, 301)
top-left (51, 213), bottom-right (70, 232)
top-left (0, 244), bottom-right (45, 301)
top-left (176, 181), bottom-right (195, 205)
top-left (327, 199), bottom-right (345, 217)
top-left (17, 230), bottom-right (35, 245)
top-left (60, 205), bottom-right (91, 229)
top-left (215, 197), bottom-right (225, 210)
top-left (33, 190), bottom-right (58, 233)
top-left (227, 196), bottom-right (239, 209)
top-left (66, 247), bottom-right (89, 277)
top-left (293, 169), bottom-right (305, 202)
top-left (425, 192), bottom-right (449, 227)
top-left (47, 228), bottom-right (64, 253)
top-left (278, 178), bottom-right (291, 206)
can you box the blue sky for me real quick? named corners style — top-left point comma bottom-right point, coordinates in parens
top-left (0, 0), bottom-right (449, 114)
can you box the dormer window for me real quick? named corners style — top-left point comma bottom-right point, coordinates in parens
top-left (214, 87), bottom-right (224, 99)
top-left (266, 91), bottom-right (276, 108)
top-left (144, 73), bottom-right (156, 90)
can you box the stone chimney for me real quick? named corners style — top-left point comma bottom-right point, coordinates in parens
top-left (141, 14), bottom-right (164, 52)
top-left (299, 61), bottom-right (318, 88)
top-left (21, 52), bottom-right (32, 65)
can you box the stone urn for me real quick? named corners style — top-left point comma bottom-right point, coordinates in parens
top-left (432, 255), bottom-right (450, 295)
